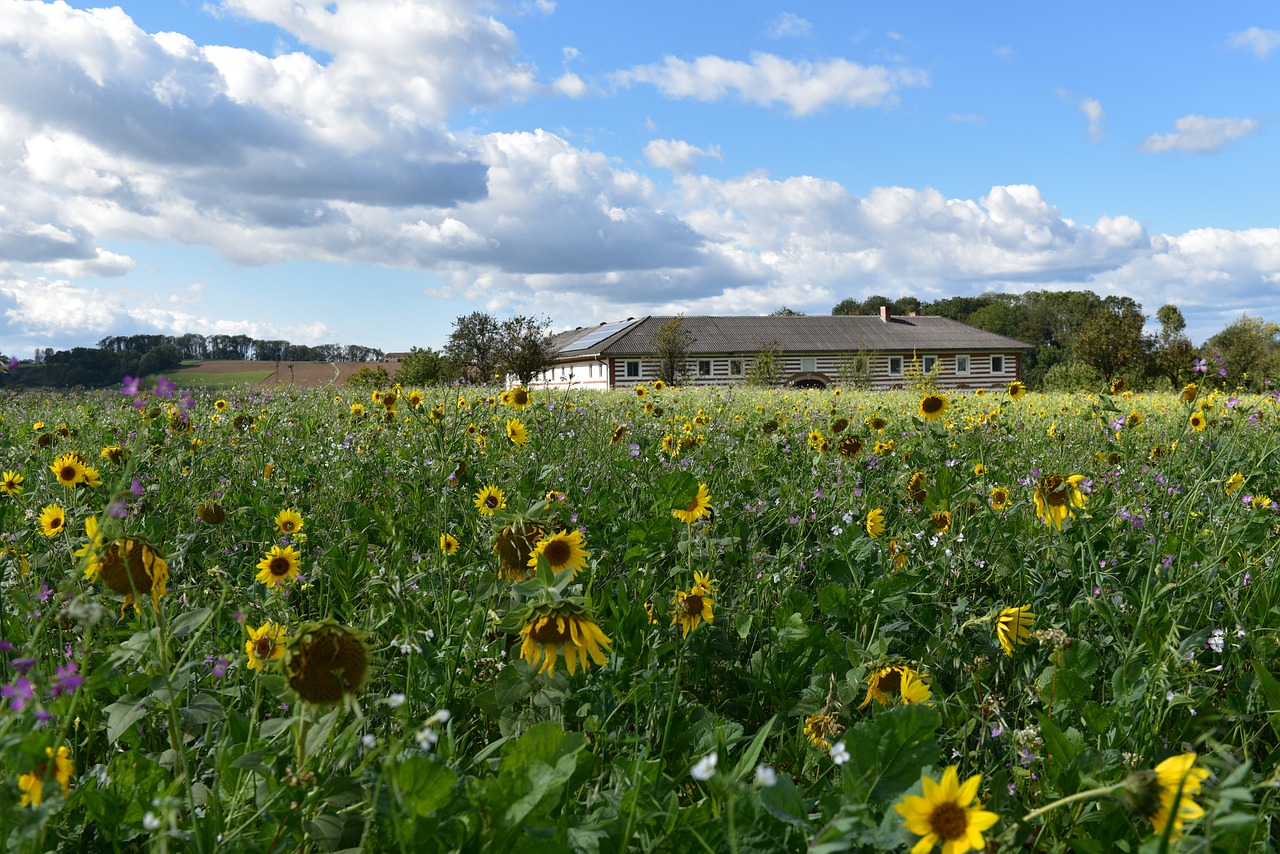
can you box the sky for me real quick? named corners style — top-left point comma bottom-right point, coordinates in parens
top-left (1, 0), bottom-right (1277, 358)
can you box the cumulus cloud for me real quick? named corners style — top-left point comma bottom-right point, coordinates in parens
top-left (1228, 27), bottom-right (1280, 58)
top-left (643, 139), bottom-right (723, 174)
top-left (767, 13), bottom-right (812, 39)
top-left (615, 52), bottom-right (928, 116)
top-left (1137, 115), bottom-right (1261, 154)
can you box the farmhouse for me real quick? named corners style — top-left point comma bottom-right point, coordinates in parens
top-left (531, 309), bottom-right (1031, 391)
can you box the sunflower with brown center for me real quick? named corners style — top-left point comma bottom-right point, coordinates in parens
top-left (907, 472), bottom-right (928, 504)
top-left (196, 502), bottom-right (226, 525)
top-left (672, 482), bottom-right (713, 525)
top-left (493, 520), bottom-right (546, 582)
top-left (1033, 473), bottom-right (1087, 530)
top-left (860, 663), bottom-right (931, 708)
top-left (918, 393), bottom-right (948, 421)
top-left (286, 620), bottom-right (370, 705)
top-left (246, 621), bottom-right (288, 670)
top-left (519, 602), bottom-right (612, 676)
top-left (672, 572), bottom-right (715, 637)
top-left (528, 529), bottom-right (590, 577)
top-left (255, 545), bottom-right (302, 589)
top-left (50, 453), bottom-right (85, 488)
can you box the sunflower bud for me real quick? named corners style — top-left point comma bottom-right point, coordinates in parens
top-left (1120, 769), bottom-right (1162, 819)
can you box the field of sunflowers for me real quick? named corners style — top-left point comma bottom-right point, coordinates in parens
top-left (1, 374), bottom-right (1278, 852)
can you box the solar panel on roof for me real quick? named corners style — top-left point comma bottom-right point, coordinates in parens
top-left (560, 319), bottom-right (637, 352)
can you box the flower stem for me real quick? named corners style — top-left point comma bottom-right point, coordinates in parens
top-left (1022, 783), bottom-right (1123, 823)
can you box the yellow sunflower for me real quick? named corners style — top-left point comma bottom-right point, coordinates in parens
top-left (214, 399), bottom-right (228, 411)
top-left (39, 504), bottom-right (67, 537)
top-left (50, 453), bottom-right (85, 488)
top-left (1188, 411), bottom-right (1206, 431)
top-left (528, 529), bottom-right (591, 577)
top-left (506, 418), bottom-right (528, 446)
top-left (874, 439), bottom-right (895, 455)
top-left (918, 393), bottom-right (948, 420)
top-left (1007, 380), bottom-right (1027, 399)
top-left (894, 766), bottom-right (998, 854)
top-left (652, 380), bottom-right (667, 392)
top-left (611, 424), bottom-right (628, 445)
top-left (474, 485), bottom-right (506, 516)
top-left (860, 664), bottom-right (930, 708)
top-left (672, 482), bottom-right (713, 525)
top-left (1, 470), bottom-right (22, 496)
top-left (507, 386), bottom-right (530, 410)
top-left (865, 507), bottom-right (886, 538)
top-left (99, 446), bottom-right (126, 465)
top-left (1033, 473), bottom-right (1087, 530)
top-left (907, 472), bottom-right (928, 504)
top-left (1110, 378), bottom-right (1127, 395)
top-left (18, 746), bottom-right (74, 808)
top-left (672, 580), bottom-right (715, 637)
top-left (1124, 752), bottom-right (1209, 840)
top-left (274, 508), bottom-right (304, 536)
top-left (245, 621), bottom-right (288, 671)
top-left (931, 510), bottom-right (952, 534)
top-left (899, 669), bottom-right (933, 704)
top-left (440, 532), bottom-right (459, 555)
top-left (74, 517), bottom-right (105, 578)
top-left (803, 712), bottom-right (844, 751)
top-left (350, 402), bottom-right (366, 416)
top-left (1180, 383), bottom-right (1198, 403)
top-left (1224, 473), bottom-right (1244, 495)
top-left (989, 486), bottom-right (1011, 512)
top-left (995, 606), bottom-right (1035, 656)
top-left (256, 545), bottom-right (302, 589)
top-left (634, 385), bottom-right (647, 398)
top-left (519, 603), bottom-right (612, 676)
top-left (407, 390), bottom-right (424, 409)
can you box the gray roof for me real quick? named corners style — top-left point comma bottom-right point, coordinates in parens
top-left (553, 315), bottom-right (1031, 357)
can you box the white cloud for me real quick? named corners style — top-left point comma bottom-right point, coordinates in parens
top-left (992, 45), bottom-right (1015, 60)
top-left (1138, 115), bottom-right (1261, 154)
top-left (1056, 89), bottom-right (1104, 142)
top-left (767, 13), bottom-right (812, 39)
top-left (1228, 27), bottom-right (1280, 59)
top-left (615, 52), bottom-right (928, 116)
top-left (643, 139), bottom-right (723, 174)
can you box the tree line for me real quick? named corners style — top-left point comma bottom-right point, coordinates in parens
top-left (829, 291), bottom-right (1280, 391)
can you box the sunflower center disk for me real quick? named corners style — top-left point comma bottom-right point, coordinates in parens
top-left (269, 558), bottom-right (291, 576)
top-left (543, 540), bottom-right (570, 566)
top-left (929, 802), bottom-right (968, 840)
top-left (682, 595), bottom-right (704, 616)
top-left (530, 618), bottom-right (572, 645)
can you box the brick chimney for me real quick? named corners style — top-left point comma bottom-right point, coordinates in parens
top-left (879, 305), bottom-right (891, 322)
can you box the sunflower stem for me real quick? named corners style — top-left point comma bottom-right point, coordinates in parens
top-left (1021, 783), bottom-right (1123, 823)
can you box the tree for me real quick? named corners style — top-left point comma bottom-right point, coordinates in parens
top-left (445, 311), bottom-right (503, 384)
top-left (745, 340), bottom-right (787, 388)
top-left (1153, 304), bottom-right (1196, 388)
top-left (654, 315), bottom-right (692, 386)
top-left (498, 315), bottom-right (556, 385)
top-left (395, 346), bottom-right (450, 386)
top-left (770, 307), bottom-right (806, 316)
top-left (1202, 315), bottom-right (1280, 391)
top-left (1070, 296), bottom-right (1150, 381)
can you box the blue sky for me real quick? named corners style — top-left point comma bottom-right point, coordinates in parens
top-left (1, 0), bottom-right (1277, 357)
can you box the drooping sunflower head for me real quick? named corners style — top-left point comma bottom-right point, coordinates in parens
top-left (907, 472), bottom-right (928, 504)
top-left (1180, 383), bottom-right (1198, 403)
top-left (493, 520), bottom-right (546, 582)
top-left (1033, 473), bottom-right (1087, 529)
top-left (50, 453), bottom-right (85, 488)
top-left (196, 501), bottom-right (226, 525)
top-left (97, 537), bottom-right (169, 610)
top-left (286, 620), bottom-right (370, 705)
top-left (918, 393), bottom-right (948, 421)
top-left (518, 602), bottom-right (612, 676)
top-left (931, 510), bottom-right (952, 534)
top-left (803, 712), bottom-right (844, 751)
top-left (860, 664), bottom-right (929, 708)
top-left (838, 435), bottom-right (863, 459)
top-left (528, 529), bottom-right (590, 577)
top-left (1121, 752), bottom-right (1209, 840)
top-left (99, 446), bottom-right (127, 465)
top-left (611, 424), bottom-right (628, 445)
top-left (1224, 472), bottom-right (1244, 495)
top-left (995, 606), bottom-right (1035, 655)
top-left (672, 482), bottom-right (713, 525)
top-left (474, 485), bottom-right (506, 516)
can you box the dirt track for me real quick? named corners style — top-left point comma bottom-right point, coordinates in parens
top-left (176, 360), bottom-right (378, 388)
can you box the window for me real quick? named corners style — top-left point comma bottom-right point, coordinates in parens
top-left (888, 356), bottom-right (904, 375)
top-left (729, 359), bottom-right (744, 376)
top-left (697, 359), bottom-right (712, 377)
top-left (990, 355), bottom-right (1004, 374)
top-left (955, 354), bottom-right (970, 375)
top-left (801, 357), bottom-right (817, 373)
top-left (625, 360), bottom-right (641, 378)
top-left (922, 355), bottom-right (938, 374)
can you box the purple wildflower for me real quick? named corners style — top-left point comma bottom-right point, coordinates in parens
top-left (2, 677), bottom-right (34, 711)
top-left (121, 375), bottom-right (140, 395)
top-left (50, 662), bottom-right (83, 697)
top-left (154, 376), bottom-right (175, 399)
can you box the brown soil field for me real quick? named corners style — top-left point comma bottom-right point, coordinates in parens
top-left (172, 360), bottom-right (379, 388)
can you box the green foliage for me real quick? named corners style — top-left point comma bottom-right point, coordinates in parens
top-left (745, 339), bottom-right (787, 388)
top-left (654, 315), bottom-right (692, 386)
top-left (346, 364), bottom-right (391, 389)
top-left (394, 346), bottom-right (450, 387)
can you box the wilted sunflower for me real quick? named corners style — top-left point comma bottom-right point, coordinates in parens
top-left (286, 620), bottom-right (370, 705)
top-left (989, 486), bottom-right (1011, 512)
top-left (1188, 411), bottom-right (1206, 432)
top-left (1180, 383), bottom-right (1198, 403)
top-left (611, 424), bottom-right (628, 445)
top-left (18, 746), bottom-right (74, 808)
top-left (672, 574), bottom-right (715, 637)
top-left (506, 418), bottom-right (529, 446)
top-left (888, 538), bottom-right (909, 569)
top-left (519, 602), bottom-right (612, 676)
top-left (831, 417), bottom-right (849, 434)
top-left (860, 664), bottom-right (930, 707)
top-left (39, 504), bottom-right (67, 537)
top-left (440, 532), bottom-right (459, 555)
top-left (0, 470), bottom-right (22, 496)
top-left (907, 472), bottom-right (928, 504)
top-left (1007, 380), bottom-right (1027, 399)
top-left (995, 606), bottom-right (1034, 655)
top-left (803, 712), bottom-right (844, 751)
top-left (931, 510), bottom-right (952, 534)
top-left (50, 453), bottom-right (85, 488)
top-left (865, 508), bottom-right (886, 539)
top-left (894, 766), bottom-right (998, 854)
top-left (474, 485), bottom-right (506, 516)
top-left (255, 545), bottom-right (302, 589)
top-left (1033, 473), bottom-right (1087, 530)
top-left (274, 508), bottom-right (304, 536)
top-left (196, 501), bottom-right (226, 525)
top-left (1122, 752), bottom-right (1209, 840)
top-left (492, 520), bottom-right (546, 582)
top-left (672, 482), bottom-right (713, 525)
top-left (838, 436), bottom-right (863, 459)
top-left (868, 415), bottom-right (887, 431)
top-left (91, 536), bottom-right (170, 612)
top-left (918, 393), bottom-right (948, 421)
top-left (99, 446), bottom-right (127, 465)
top-left (528, 529), bottom-right (590, 577)
top-left (245, 621), bottom-right (288, 671)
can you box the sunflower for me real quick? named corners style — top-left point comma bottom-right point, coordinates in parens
top-left (1007, 380), bottom-right (1027, 399)
top-left (196, 502), bottom-right (226, 525)
top-left (634, 385), bottom-right (647, 398)
top-left (894, 766), bottom-right (998, 854)
top-left (1224, 473), bottom-right (1244, 495)
top-left (99, 446), bottom-right (126, 465)
top-left (407, 390), bottom-right (424, 409)
top-left (989, 486), bottom-right (1011, 512)
top-left (1188, 411), bottom-right (1206, 431)
top-left (519, 603), bottom-right (612, 676)
top-left (972, 463), bottom-right (988, 477)
top-left (350, 402), bottom-right (366, 416)
top-left (528, 529), bottom-right (591, 577)
top-left (1122, 753), bottom-right (1209, 840)
top-left (918, 393), bottom-right (948, 420)
top-left (838, 436), bottom-right (863, 459)
top-left (286, 620), bottom-right (370, 705)
top-left (888, 538), bottom-right (909, 569)
top-left (506, 418), bottom-right (529, 446)
top-left (39, 504), bottom-right (67, 537)
top-left (256, 545), bottom-right (302, 589)
top-left (545, 490), bottom-right (568, 504)
top-left (860, 664), bottom-right (930, 708)
top-left (672, 482), bottom-right (713, 525)
top-left (246, 621), bottom-right (288, 671)
top-left (1110, 378), bottom-right (1127, 394)
top-left (868, 415), bottom-right (887, 432)
top-left (807, 429), bottom-right (826, 452)
top-left (651, 380), bottom-right (666, 392)
top-left (865, 508), bottom-right (886, 538)
top-left (474, 485), bottom-right (506, 516)
top-left (1127, 410), bottom-right (1144, 429)
top-left (214, 399), bottom-right (228, 411)
top-left (507, 386), bottom-right (530, 410)
top-left (93, 537), bottom-right (169, 612)
top-left (80, 466), bottom-right (102, 488)
top-left (0, 470), bottom-right (22, 496)
top-left (493, 521), bottom-right (546, 582)
top-left (672, 579), bottom-right (715, 637)
top-left (995, 606), bottom-right (1034, 655)
top-left (74, 517), bottom-right (104, 579)
top-left (907, 472), bottom-right (928, 504)
top-left (1033, 473), bottom-right (1087, 530)
top-left (274, 508), bottom-right (304, 536)
top-left (50, 453), bottom-right (85, 488)
top-left (874, 439), bottom-right (895, 455)
top-left (440, 532), bottom-right (459, 555)
top-left (1180, 382), bottom-right (1198, 403)
top-left (18, 746), bottom-right (74, 808)
top-left (611, 424), bottom-right (628, 445)
top-left (803, 712), bottom-right (844, 751)
top-left (380, 391), bottom-right (398, 409)
top-left (931, 510), bottom-right (952, 534)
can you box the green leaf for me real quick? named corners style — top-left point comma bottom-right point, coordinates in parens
top-left (168, 606), bottom-right (213, 637)
top-left (759, 775), bottom-right (809, 828)
top-left (841, 704), bottom-right (940, 803)
top-left (396, 755), bottom-right (457, 817)
top-left (1251, 659), bottom-right (1280, 738)
top-left (104, 694), bottom-right (148, 744)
